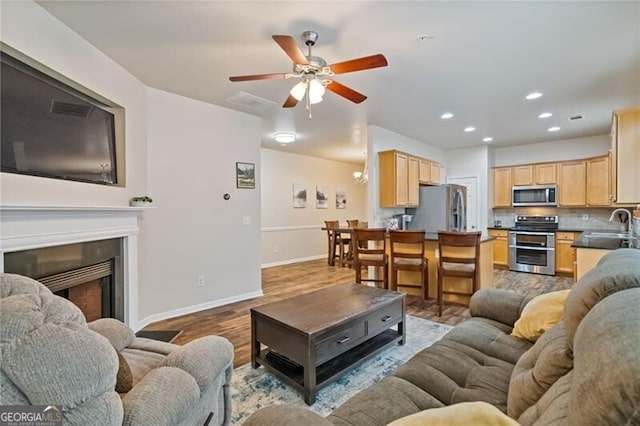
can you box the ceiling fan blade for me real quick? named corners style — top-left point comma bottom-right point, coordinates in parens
top-left (229, 73), bottom-right (288, 82)
top-left (283, 95), bottom-right (299, 108)
top-left (329, 54), bottom-right (388, 75)
top-left (272, 35), bottom-right (309, 65)
top-left (326, 81), bottom-right (367, 104)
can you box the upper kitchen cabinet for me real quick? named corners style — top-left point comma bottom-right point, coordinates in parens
top-left (379, 150), bottom-right (419, 207)
top-left (419, 158), bottom-right (442, 185)
top-left (512, 163), bottom-right (557, 186)
top-left (492, 167), bottom-right (512, 207)
top-left (586, 154), bottom-right (612, 207)
top-left (611, 107), bottom-right (640, 205)
top-left (558, 160), bottom-right (586, 206)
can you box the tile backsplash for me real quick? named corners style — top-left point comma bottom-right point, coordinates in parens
top-left (491, 207), bottom-right (629, 231)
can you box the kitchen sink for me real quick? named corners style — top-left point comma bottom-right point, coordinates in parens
top-left (585, 232), bottom-right (635, 240)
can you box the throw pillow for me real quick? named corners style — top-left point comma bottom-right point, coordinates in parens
top-left (512, 289), bottom-right (570, 341)
top-left (115, 352), bottom-right (133, 393)
top-left (387, 401), bottom-right (519, 426)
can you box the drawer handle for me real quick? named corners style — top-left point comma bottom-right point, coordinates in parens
top-left (381, 315), bottom-right (392, 322)
top-left (337, 336), bottom-right (350, 344)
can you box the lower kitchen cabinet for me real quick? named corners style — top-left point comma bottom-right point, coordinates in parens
top-left (555, 232), bottom-right (581, 277)
top-left (488, 229), bottom-right (509, 268)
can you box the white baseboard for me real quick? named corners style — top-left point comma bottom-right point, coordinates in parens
top-left (135, 289), bottom-right (264, 331)
top-left (261, 254), bottom-right (326, 269)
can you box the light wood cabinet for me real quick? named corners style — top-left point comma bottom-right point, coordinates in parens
top-left (534, 163), bottom-right (557, 184)
top-left (576, 248), bottom-right (609, 281)
top-left (430, 162), bottom-right (441, 185)
top-left (558, 161), bottom-right (586, 206)
top-left (586, 155), bottom-right (612, 207)
top-left (556, 231), bottom-right (580, 276)
top-left (379, 150), bottom-right (419, 207)
top-left (611, 107), bottom-right (640, 205)
top-left (513, 165), bottom-right (534, 186)
top-left (418, 159), bottom-right (442, 185)
top-left (492, 167), bottom-right (512, 207)
top-left (488, 229), bottom-right (509, 268)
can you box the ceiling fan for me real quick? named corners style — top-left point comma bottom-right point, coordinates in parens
top-left (229, 31), bottom-right (388, 117)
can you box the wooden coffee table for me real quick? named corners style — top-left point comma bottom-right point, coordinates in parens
top-left (250, 284), bottom-right (406, 404)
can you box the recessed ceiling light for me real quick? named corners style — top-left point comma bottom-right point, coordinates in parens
top-left (482, 137), bottom-right (493, 142)
top-left (548, 126), bottom-right (561, 132)
top-left (526, 92), bottom-right (543, 100)
top-left (538, 112), bottom-right (553, 119)
top-left (440, 112), bottom-right (454, 119)
top-left (274, 132), bottom-right (296, 143)
top-left (464, 126), bottom-right (476, 132)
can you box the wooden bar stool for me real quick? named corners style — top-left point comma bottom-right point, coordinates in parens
top-left (353, 228), bottom-right (388, 289)
top-left (389, 230), bottom-right (428, 300)
top-left (324, 220), bottom-right (351, 266)
top-left (436, 231), bottom-right (482, 316)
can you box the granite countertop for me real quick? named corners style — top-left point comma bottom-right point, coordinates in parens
top-left (572, 230), bottom-right (639, 250)
top-left (424, 232), bottom-right (494, 242)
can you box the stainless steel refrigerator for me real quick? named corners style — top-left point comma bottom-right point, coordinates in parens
top-left (407, 184), bottom-right (467, 232)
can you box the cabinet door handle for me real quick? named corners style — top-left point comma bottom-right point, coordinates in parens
top-left (381, 315), bottom-right (392, 322)
top-left (337, 336), bottom-right (350, 344)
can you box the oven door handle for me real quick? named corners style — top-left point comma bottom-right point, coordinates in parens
top-left (509, 245), bottom-right (555, 251)
top-left (509, 231), bottom-right (556, 236)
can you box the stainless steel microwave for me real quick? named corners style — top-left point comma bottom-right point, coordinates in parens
top-left (512, 185), bottom-right (557, 207)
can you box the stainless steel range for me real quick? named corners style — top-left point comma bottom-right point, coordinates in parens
top-left (509, 215), bottom-right (558, 276)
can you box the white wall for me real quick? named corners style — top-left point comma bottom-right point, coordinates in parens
top-left (444, 146), bottom-right (490, 234)
top-left (492, 134), bottom-right (610, 166)
top-left (141, 88), bottom-right (261, 322)
top-left (366, 125), bottom-right (445, 226)
top-left (260, 148), bottom-right (366, 267)
top-left (0, 1), bottom-right (147, 205)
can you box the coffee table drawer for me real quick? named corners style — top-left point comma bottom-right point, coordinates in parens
top-left (315, 321), bottom-right (366, 364)
top-left (366, 300), bottom-right (403, 336)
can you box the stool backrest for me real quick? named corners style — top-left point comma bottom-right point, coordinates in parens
top-left (389, 230), bottom-right (426, 261)
top-left (437, 231), bottom-right (481, 266)
top-left (353, 228), bottom-right (387, 260)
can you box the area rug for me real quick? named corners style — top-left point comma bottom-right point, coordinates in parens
top-left (231, 315), bottom-right (453, 424)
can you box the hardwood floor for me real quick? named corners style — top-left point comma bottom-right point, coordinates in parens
top-left (143, 259), bottom-right (573, 368)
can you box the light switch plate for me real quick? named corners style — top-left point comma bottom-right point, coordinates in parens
top-left (582, 214), bottom-right (589, 221)
top-left (242, 216), bottom-right (251, 226)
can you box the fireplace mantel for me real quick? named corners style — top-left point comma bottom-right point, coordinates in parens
top-left (0, 204), bottom-right (148, 327)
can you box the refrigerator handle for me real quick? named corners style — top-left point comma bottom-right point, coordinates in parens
top-left (458, 189), bottom-right (466, 231)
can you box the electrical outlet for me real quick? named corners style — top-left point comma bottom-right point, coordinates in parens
top-left (273, 246), bottom-right (279, 254)
top-left (196, 276), bottom-right (205, 287)
top-left (242, 216), bottom-right (251, 226)
top-left (582, 213), bottom-right (589, 221)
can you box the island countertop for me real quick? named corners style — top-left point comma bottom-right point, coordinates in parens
top-left (572, 230), bottom-right (639, 250)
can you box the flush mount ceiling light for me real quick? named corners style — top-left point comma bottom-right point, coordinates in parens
top-left (548, 126), bottom-right (561, 132)
top-left (482, 137), bottom-right (494, 142)
top-left (539, 112), bottom-right (553, 119)
top-left (526, 92), bottom-right (543, 100)
top-left (464, 126), bottom-right (476, 132)
top-left (274, 132), bottom-right (296, 144)
top-left (440, 112), bottom-right (454, 119)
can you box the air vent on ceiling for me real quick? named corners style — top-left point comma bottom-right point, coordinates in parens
top-left (567, 114), bottom-right (583, 121)
top-left (50, 100), bottom-right (92, 118)
top-left (226, 91), bottom-right (277, 113)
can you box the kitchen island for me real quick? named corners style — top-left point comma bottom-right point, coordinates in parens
top-left (572, 230), bottom-right (638, 280)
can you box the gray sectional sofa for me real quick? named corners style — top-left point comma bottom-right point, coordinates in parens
top-left (244, 248), bottom-right (640, 425)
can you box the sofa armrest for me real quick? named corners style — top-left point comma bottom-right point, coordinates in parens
top-left (161, 336), bottom-right (233, 391)
top-left (243, 405), bottom-right (333, 426)
top-left (88, 318), bottom-right (135, 351)
top-left (469, 289), bottom-right (531, 327)
top-left (122, 366), bottom-right (200, 426)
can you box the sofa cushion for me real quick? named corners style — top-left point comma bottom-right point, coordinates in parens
top-left (387, 401), bottom-right (519, 426)
top-left (564, 248), bottom-right (640, 348)
top-left (326, 376), bottom-right (444, 426)
top-left (507, 322), bottom-right (573, 419)
top-left (116, 352), bottom-right (133, 393)
top-left (516, 370), bottom-right (572, 426)
top-left (568, 288), bottom-right (640, 425)
top-left (511, 290), bottom-right (570, 341)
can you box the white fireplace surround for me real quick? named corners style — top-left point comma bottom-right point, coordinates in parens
top-left (0, 205), bottom-right (146, 328)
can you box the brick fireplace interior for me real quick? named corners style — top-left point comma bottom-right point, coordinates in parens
top-left (4, 238), bottom-right (124, 321)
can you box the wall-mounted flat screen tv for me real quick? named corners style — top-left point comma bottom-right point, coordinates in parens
top-left (1, 51), bottom-right (118, 185)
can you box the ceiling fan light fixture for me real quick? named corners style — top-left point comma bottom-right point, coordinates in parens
top-left (274, 132), bottom-right (296, 144)
top-left (308, 79), bottom-right (325, 104)
top-left (290, 81), bottom-right (307, 101)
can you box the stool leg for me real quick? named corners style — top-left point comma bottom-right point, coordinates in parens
top-left (437, 271), bottom-right (443, 317)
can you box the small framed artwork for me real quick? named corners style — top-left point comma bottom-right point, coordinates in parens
top-left (316, 185), bottom-right (329, 209)
top-left (293, 183), bottom-right (307, 208)
top-left (236, 162), bottom-right (255, 189)
top-left (336, 186), bottom-right (346, 209)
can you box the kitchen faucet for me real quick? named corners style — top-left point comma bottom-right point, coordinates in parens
top-left (609, 208), bottom-right (633, 233)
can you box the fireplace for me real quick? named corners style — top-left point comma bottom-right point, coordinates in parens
top-left (3, 238), bottom-right (124, 321)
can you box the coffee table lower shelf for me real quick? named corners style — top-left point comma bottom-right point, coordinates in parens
top-left (255, 329), bottom-right (403, 400)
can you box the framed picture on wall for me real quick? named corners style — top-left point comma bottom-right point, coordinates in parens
top-left (293, 183), bottom-right (307, 208)
top-left (236, 162), bottom-right (255, 189)
top-left (336, 186), bottom-right (346, 209)
top-left (316, 185), bottom-right (329, 209)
